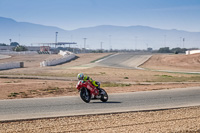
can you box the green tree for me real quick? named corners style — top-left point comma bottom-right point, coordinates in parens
top-left (158, 47), bottom-right (171, 53)
top-left (10, 42), bottom-right (19, 46)
top-left (171, 47), bottom-right (188, 54)
top-left (0, 43), bottom-right (7, 46)
top-left (13, 45), bottom-right (27, 52)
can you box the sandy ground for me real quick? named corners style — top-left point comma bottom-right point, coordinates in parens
top-left (1, 106), bottom-right (200, 133)
top-left (1, 78), bottom-right (200, 99)
top-left (141, 53), bottom-right (200, 72)
top-left (0, 53), bottom-right (200, 132)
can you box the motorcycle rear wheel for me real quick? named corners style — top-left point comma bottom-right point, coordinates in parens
top-left (100, 89), bottom-right (108, 102)
top-left (80, 88), bottom-right (91, 103)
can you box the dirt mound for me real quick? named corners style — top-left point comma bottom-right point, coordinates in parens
top-left (141, 53), bottom-right (200, 72)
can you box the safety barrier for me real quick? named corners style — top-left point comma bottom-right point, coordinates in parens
top-left (0, 62), bottom-right (24, 70)
top-left (59, 50), bottom-right (73, 56)
top-left (186, 50), bottom-right (200, 55)
top-left (40, 50), bottom-right (76, 67)
top-left (0, 55), bottom-right (11, 59)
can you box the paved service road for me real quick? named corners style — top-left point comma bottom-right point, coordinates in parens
top-left (0, 87), bottom-right (200, 121)
top-left (96, 53), bottom-right (152, 69)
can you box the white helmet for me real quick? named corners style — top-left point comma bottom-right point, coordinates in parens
top-left (77, 73), bottom-right (84, 80)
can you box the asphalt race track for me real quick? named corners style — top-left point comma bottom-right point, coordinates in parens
top-left (0, 87), bottom-right (200, 121)
top-left (96, 53), bottom-right (152, 69)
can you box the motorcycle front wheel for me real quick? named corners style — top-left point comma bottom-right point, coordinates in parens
top-left (80, 88), bottom-right (91, 103)
top-left (100, 89), bottom-right (108, 102)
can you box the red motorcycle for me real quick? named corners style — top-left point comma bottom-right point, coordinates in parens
top-left (76, 80), bottom-right (108, 103)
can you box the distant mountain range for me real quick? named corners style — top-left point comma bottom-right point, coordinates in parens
top-left (0, 16), bottom-right (200, 50)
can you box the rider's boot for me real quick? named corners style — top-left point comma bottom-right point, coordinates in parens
top-left (97, 86), bottom-right (102, 95)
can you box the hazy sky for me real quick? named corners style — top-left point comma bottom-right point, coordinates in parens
top-left (0, 0), bottom-right (200, 32)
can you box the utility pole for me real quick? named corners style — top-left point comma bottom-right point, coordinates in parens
top-left (135, 36), bottom-right (137, 50)
top-left (183, 38), bottom-right (185, 48)
top-left (18, 34), bottom-right (21, 45)
top-left (55, 32), bottom-right (58, 48)
top-left (101, 42), bottom-right (103, 51)
top-left (83, 38), bottom-right (87, 53)
top-left (164, 35), bottom-right (166, 47)
top-left (109, 35), bottom-right (112, 50)
top-left (9, 39), bottom-right (12, 44)
top-left (146, 43), bottom-right (148, 50)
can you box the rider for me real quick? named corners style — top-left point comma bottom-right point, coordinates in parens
top-left (77, 73), bottom-right (101, 93)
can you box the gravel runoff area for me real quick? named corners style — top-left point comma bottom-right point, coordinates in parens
top-left (0, 106), bottom-right (200, 133)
